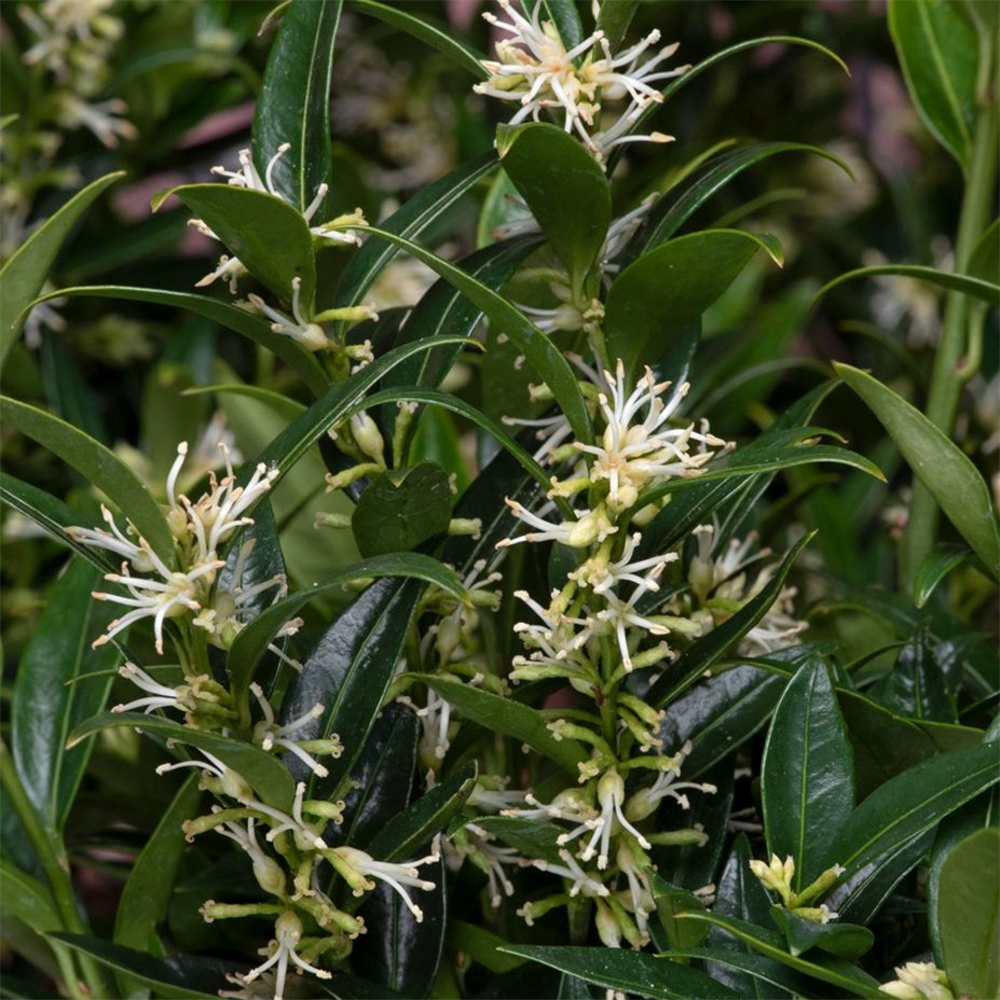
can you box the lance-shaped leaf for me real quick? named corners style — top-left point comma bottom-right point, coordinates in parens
top-left (66, 713), bottom-right (295, 812)
top-left (830, 741), bottom-right (999, 879)
top-left (0, 171), bottom-right (123, 365)
top-left (604, 229), bottom-right (782, 379)
top-left (0, 397), bottom-right (174, 564)
top-left (153, 185), bottom-right (316, 307)
top-left (0, 860), bottom-right (61, 934)
top-left (349, 0), bottom-right (487, 77)
top-left (888, 0), bottom-right (978, 165)
top-left (935, 827), bottom-right (1000, 1000)
top-left (30, 285), bottom-right (328, 396)
top-left (835, 363), bottom-right (999, 577)
top-left (768, 907), bottom-right (873, 960)
top-left (47, 935), bottom-right (234, 1000)
top-left (523, 0), bottom-right (584, 48)
top-left (761, 657), bottom-right (854, 890)
top-left (419, 675), bottom-right (587, 777)
top-left (340, 224), bottom-right (593, 443)
top-left (333, 152), bottom-right (497, 316)
top-left (497, 122), bottom-right (612, 288)
top-left (914, 544), bottom-right (976, 607)
top-left (252, 0), bottom-right (343, 216)
top-left (647, 533), bottom-right (815, 708)
top-left (499, 946), bottom-right (741, 1000)
top-left (817, 265), bottom-right (999, 307)
top-left (227, 552), bottom-right (466, 700)
top-left (281, 578), bottom-right (424, 798)
top-left (13, 559), bottom-right (120, 835)
top-left (676, 914), bottom-right (884, 999)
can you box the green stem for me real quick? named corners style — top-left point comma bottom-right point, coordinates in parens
top-left (0, 740), bottom-right (113, 999)
top-left (901, 98), bottom-right (998, 588)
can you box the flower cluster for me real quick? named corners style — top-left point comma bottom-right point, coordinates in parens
top-left (748, 853), bottom-right (844, 924)
top-left (69, 440), bottom-right (279, 655)
top-left (473, 0), bottom-right (688, 163)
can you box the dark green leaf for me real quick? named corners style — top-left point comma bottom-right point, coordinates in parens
top-left (888, 0), bottom-right (978, 165)
top-left (33, 285), bottom-right (328, 397)
top-left (66, 713), bottom-right (295, 812)
top-left (768, 906), bottom-right (873, 960)
top-left (677, 913), bottom-right (885, 999)
top-left (523, 0), bottom-right (584, 48)
top-left (647, 533), bottom-right (814, 708)
top-left (13, 559), bottom-right (119, 833)
top-left (368, 761), bottom-right (477, 862)
top-left (632, 143), bottom-right (852, 258)
top-left (835, 363), bottom-right (999, 577)
top-left (497, 122), bottom-right (611, 287)
top-left (420, 675), bottom-right (587, 777)
top-left (595, 0), bottom-right (639, 50)
top-left (113, 775), bottom-right (202, 995)
top-left (1, 397), bottom-right (174, 564)
top-left (761, 657), bottom-right (854, 889)
top-left (872, 623), bottom-right (957, 722)
top-left (499, 946), bottom-right (741, 1000)
top-left (333, 153), bottom-right (498, 318)
top-left (472, 816), bottom-right (564, 865)
top-left (155, 185), bottom-right (316, 307)
top-left (936, 827), bottom-right (1000, 999)
top-left (227, 552), bottom-right (466, 701)
top-left (0, 172), bottom-right (123, 365)
top-left (605, 229), bottom-right (781, 379)
top-left (831, 741), bottom-right (999, 878)
top-left (818, 265), bottom-right (998, 307)
top-left (48, 934), bottom-right (234, 1000)
top-left (651, 876), bottom-right (710, 952)
top-left (253, 0), bottom-right (342, 215)
top-left (353, 463), bottom-right (452, 557)
top-left (914, 544), bottom-right (975, 607)
top-left (349, 0), bottom-right (486, 77)
top-left (343, 225), bottom-right (593, 445)
top-left (282, 579), bottom-right (423, 798)
top-left (0, 474), bottom-right (115, 574)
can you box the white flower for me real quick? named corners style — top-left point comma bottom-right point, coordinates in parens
top-left (580, 769), bottom-right (651, 869)
top-left (880, 962), bottom-right (954, 1000)
top-left (570, 361), bottom-right (726, 511)
top-left (328, 845), bottom-right (438, 923)
top-left (110, 661), bottom-right (181, 714)
top-left (531, 848), bottom-right (609, 898)
top-left (625, 742), bottom-right (717, 821)
top-left (247, 278), bottom-right (328, 352)
top-left (473, 0), bottom-right (686, 163)
top-left (570, 532), bottom-right (676, 597)
top-left (56, 95), bottom-right (137, 148)
top-left (453, 823), bottom-right (524, 907)
top-left (239, 911), bottom-right (332, 1000)
top-left (250, 683), bottom-right (342, 777)
top-left (497, 498), bottom-right (617, 549)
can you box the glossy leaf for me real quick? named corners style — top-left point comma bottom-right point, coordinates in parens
top-left (761, 657), bottom-right (854, 889)
top-left (835, 363), bottom-right (999, 577)
top-left (367, 761), bottom-right (477, 862)
top-left (420, 675), bottom-right (587, 776)
top-left (227, 552), bottom-right (466, 700)
top-left (768, 906), bottom-right (873, 960)
top-left (936, 827), bottom-right (1000, 999)
top-left (0, 474), bottom-right (115, 574)
top-left (32, 285), bottom-right (328, 397)
top-left (632, 143), bottom-right (852, 258)
top-left (252, 0), bottom-right (342, 215)
top-left (337, 703), bottom-right (418, 847)
top-left (498, 122), bottom-right (611, 286)
top-left (873, 623), bottom-right (957, 722)
top-left (113, 775), bottom-right (202, 995)
top-left (354, 854), bottom-right (446, 999)
top-left (914, 544), bottom-right (975, 607)
top-left (651, 876), bottom-right (710, 952)
top-left (499, 946), bottom-right (741, 1000)
top-left (605, 229), bottom-right (782, 379)
top-left (523, 0), bottom-right (584, 48)
top-left (667, 947), bottom-right (817, 999)
top-left (48, 934), bottom-right (233, 1000)
top-left (12, 559), bottom-right (119, 833)
top-left (595, 0), bottom-right (639, 50)
top-left (831, 741), bottom-right (999, 878)
top-left (342, 224), bottom-right (593, 445)
top-left (350, 0), bottom-right (486, 77)
top-left (66, 713), bottom-right (295, 812)
top-left (281, 578), bottom-right (423, 798)
top-left (647, 533), bottom-right (815, 708)
top-left (0, 397), bottom-right (174, 564)
top-left (677, 913), bottom-right (884, 999)
top-left (0, 171), bottom-right (123, 365)
top-left (333, 152), bottom-right (497, 316)
top-left (472, 816), bottom-right (564, 865)
top-left (889, 0), bottom-right (978, 165)
top-left (154, 184), bottom-right (316, 307)
top-left (352, 463), bottom-right (453, 558)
